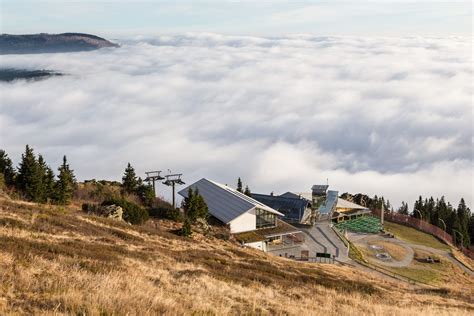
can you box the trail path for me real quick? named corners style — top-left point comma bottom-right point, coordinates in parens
top-left (348, 233), bottom-right (474, 276)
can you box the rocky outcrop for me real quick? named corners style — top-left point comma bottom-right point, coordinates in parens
top-left (82, 203), bottom-right (123, 221)
top-left (101, 205), bottom-right (123, 221)
top-left (0, 33), bottom-right (119, 54)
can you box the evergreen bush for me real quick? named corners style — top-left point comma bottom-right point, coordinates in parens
top-left (102, 198), bottom-right (149, 225)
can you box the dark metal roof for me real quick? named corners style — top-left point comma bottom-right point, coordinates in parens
top-left (280, 192), bottom-right (301, 199)
top-left (312, 185), bottom-right (329, 194)
top-left (178, 178), bottom-right (283, 224)
top-left (252, 193), bottom-right (311, 221)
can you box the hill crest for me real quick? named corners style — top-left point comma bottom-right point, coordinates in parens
top-left (0, 33), bottom-right (119, 54)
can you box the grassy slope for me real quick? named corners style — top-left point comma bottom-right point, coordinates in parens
top-left (1, 198), bottom-right (473, 315)
top-left (367, 248), bottom-right (474, 286)
top-left (369, 240), bottom-right (408, 261)
top-left (384, 221), bottom-right (451, 251)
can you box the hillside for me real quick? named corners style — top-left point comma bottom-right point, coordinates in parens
top-left (0, 33), bottom-right (118, 54)
top-left (0, 197), bottom-right (473, 315)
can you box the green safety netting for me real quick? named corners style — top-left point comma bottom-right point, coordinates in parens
top-left (335, 216), bottom-right (382, 234)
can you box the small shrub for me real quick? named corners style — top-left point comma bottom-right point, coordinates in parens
top-left (0, 173), bottom-right (5, 191)
top-left (180, 218), bottom-right (192, 237)
top-left (149, 207), bottom-right (182, 222)
top-left (102, 198), bottom-right (149, 225)
top-left (215, 231), bottom-right (230, 241)
top-left (82, 203), bottom-right (100, 213)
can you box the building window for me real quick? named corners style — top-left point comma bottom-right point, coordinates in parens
top-left (256, 208), bottom-right (276, 229)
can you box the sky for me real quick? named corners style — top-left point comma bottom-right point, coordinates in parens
top-left (1, 1), bottom-right (472, 36)
top-left (0, 1), bottom-right (473, 209)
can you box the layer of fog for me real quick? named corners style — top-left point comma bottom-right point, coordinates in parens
top-left (1, 34), bottom-right (472, 208)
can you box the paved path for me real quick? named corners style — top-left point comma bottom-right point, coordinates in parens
top-left (348, 232), bottom-right (474, 276)
top-left (412, 244), bottom-right (474, 276)
top-left (352, 234), bottom-right (415, 268)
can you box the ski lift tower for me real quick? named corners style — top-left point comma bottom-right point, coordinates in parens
top-left (144, 171), bottom-right (165, 196)
top-left (163, 173), bottom-right (185, 209)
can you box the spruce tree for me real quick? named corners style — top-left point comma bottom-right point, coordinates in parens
top-left (244, 185), bottom-right (251, 197)
top-left (184, 188), bottom-right (208, 222)
top-left (183, 187), bottom-right (195, 214)
top-left (397, 202), bottom-right (409, 215)
top-left (136, 177), bottom-right (155, 206)
top-left (237, 177), bottom-right (243, 193)
top-left (426, 197), bottom-right (435, 225)
top-left (180, 218), bottom-right (192, 237)
top-left (413, 196), bottom-right (423, 219)
top-left (456, 199), bottom-right (470, 246)
top-left (43, 167), bottom-right (55, 203)
top-left (194, 194), bottom-right (209, 220)
top-left (122, 163), bottom-right (138, 194)
top-left (0, 149), bottom-right (16, 186)
top-left (36, 155), bottom-right (48, 202)
top-left (55, 155), bottom-right (76, 205)
top-left (469, 215), bottom-right (474, 247)
top-left (449, 211), bottom-right (462, 245)
top-left (16, 145), bottom-right (42, 201)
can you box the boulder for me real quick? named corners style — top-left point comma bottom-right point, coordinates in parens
top-left (102, 204), bottom-right (123, 221)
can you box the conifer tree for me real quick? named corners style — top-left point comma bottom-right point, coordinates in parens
top-left (55, 155), bottom-right (76, 205)
top-left (36, 155), bottom-right (48, 202)
top-left (183, 187), bottom-right (195, 213)
top-left (180, 218), bottom-right (192, 237)
top-left (237, 177), bottom-right (243, 193)
top-left (413, 196), bottom-right (424, 219)
top-left (244, 185), bottom-right (251, 197)
top-left (397, 202), bottom-right (409, 215)
top-left (43, 167), bottom-right (55, 203)
top-left (426, 197), bottom-right (435, 225)
top-left (122, 163), bottom-right (138, 194)
top-left (194, 194), bottom-right (209, 220)
top-left (0, 149), bottom-right (16, 186)
top-left (449, 211), bottom-right (462, 245)
top-left (16, 145), bottom-right (42, 201)
top-left (184, 188), bottom-right (208, 222)
top-left (456, 198), bottom-right (470, 246)
top-left (469, 215), bottom-right (474, 246)
top-left (136, 177), bottom-right (155, 206)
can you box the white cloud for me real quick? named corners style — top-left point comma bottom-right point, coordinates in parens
top-left (0, 34), bottom-right (472, 208)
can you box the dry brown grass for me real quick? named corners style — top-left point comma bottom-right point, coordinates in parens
top-left (1, 197), bottom-right (473, 315)
top-left (369, 241), bottom-right (409, 261)
top-left (452, 248), bottom-right (474, 271)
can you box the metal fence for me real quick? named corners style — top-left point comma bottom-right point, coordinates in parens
top-left (372, 209), bottom-right (474, 260)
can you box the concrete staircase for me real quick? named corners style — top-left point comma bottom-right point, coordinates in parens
top-left (301, 221), bottom-right (350, 262)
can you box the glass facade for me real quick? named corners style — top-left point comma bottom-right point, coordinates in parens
top-left (256, 208), bottom-right (276, 229)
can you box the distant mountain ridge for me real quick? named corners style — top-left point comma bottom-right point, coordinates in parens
top-left (0, 68), bottom-right (62, 82)
top-left (0, 33), bottom-right (119, 54)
